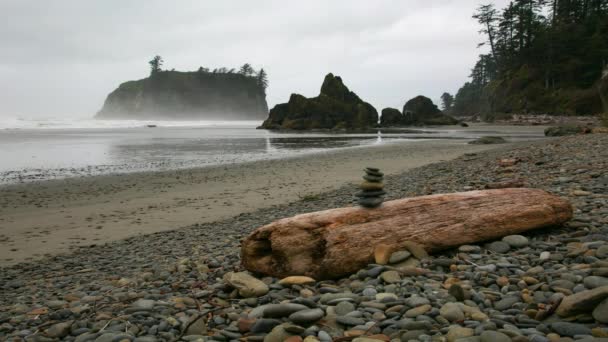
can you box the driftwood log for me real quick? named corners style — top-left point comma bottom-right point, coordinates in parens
top-left (241, 188), bottom-right (572, 279)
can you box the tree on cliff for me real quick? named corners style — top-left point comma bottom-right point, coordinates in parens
top-left (239, 63), bottom-right (254, 77)
top-left (257, 68), bottom-right (268, 92)
top-left (452, 0), bottom-right (608, 117)
top-left (149, 55), bottom-right (164, 76)
top-left (441, 92), bottom-right (454, 111)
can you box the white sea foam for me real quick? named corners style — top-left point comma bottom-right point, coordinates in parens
top-left (0, 117), bottom-right (262, 130)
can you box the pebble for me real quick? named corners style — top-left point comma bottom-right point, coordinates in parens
top-left (488, 241), bottom-right (511, 253)
top-left (502, 235), bottom-right (529, 248)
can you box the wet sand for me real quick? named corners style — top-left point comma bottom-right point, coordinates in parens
top-left (0, 138), bottom-right (537, 265)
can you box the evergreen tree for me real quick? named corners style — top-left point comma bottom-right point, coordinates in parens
top-left (239, 63), bottom-right (254, 76)
top-left (257, 68), bottom-right (268, 92)
top-left (453, 0), bottom-right (608, 116)
top-left (440, 92), bottom-right (455, 111)
top-left (149, 55), bottom-right (163, 75)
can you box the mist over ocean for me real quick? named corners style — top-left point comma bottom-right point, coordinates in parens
top-left (0, 116), bottom-right (545, 185)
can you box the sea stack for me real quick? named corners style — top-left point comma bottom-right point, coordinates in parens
top-left (356, 168), bottom-right (385, 208)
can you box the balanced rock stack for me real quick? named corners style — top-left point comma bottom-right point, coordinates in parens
top-left (356, 167), bottom-right (386, 208)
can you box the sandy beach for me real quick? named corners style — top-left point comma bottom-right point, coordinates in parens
top-left (0, 137), bottom-right (525, 266)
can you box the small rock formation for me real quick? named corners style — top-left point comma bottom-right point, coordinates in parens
top-left (544, 125), bottom-right (588, 136)
top-left (223, 271), bottom-right (269, 298)
top-left (468, 136), bottom-right (507, 144)
top-left (355, 167), bottom-right (385, 208)
top-left (259, 73), bottom-right (378, 130)
top-left (402, 96), bottom-right (459, 126)
top-left (379, 108), bottom-right (404, 126)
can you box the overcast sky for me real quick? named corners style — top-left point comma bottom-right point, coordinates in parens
top-left (0, 0), bottom-right (509, 119)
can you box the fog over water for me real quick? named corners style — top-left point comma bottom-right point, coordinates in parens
top-left (0, 0), bottom-right (509, 120)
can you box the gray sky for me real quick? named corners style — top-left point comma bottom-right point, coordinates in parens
top-left (0, 0), bottom-right (509, 119)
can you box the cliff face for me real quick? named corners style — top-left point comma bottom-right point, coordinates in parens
top-left (96, 71), bottom-right (268, 120)
top-left (259, 74), bottom-right (378, 130)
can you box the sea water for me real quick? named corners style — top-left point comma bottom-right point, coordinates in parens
top-left (0, 117), bottom-right (546, 185)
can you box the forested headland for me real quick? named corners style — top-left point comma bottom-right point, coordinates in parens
top-left (446, 0), bottom-right (608, 120)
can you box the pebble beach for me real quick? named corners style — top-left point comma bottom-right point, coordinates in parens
top-left (1, 133), bottom-right (608, 342)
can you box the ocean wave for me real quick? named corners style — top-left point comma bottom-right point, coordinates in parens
top-left (0, 117), bottom-right (262, 130)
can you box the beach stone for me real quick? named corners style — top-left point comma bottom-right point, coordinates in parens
top-left (265, 324), bottom-right (292, 342)
top-left (400, 330), bottom-right (428, 341)
top-left (263, 304), bottom-right (309, 318)
top-left (289, 309), bottom-right (324, 325)
top-left (494, 296), bottom-right (520, 310)
top-left (335, 301), bottom-right (355, 316)
top-left (389, 250), bottom-right (411, 264)
top-left (186, 316), bottom-right (207, 335)
top-left (440, 303), bottom-right (465, 322)
top-left (279, 276), bottom-right (316, 286)
top-left (550, 322), bottom-right (591, 337)
top-left (480, 331), bottom-right (511, 342)
top-left (402, 241), bottom-right (429, 259)
top-left (363, 175), bottom-right (383, 182)
top-left (251, 319), bottom-right (282, 333)
top-left (448, 283), bottom-right (467, 301)
top-left (132, 299), bottom-right (155, 310)
top-left (360, 181), bottom-right (384, 191)
top-left (584, 276), bottom-right (608, 289)
top-left (380, 271), bottom-right (401, 284)
top-left (45, 322), bottom-right (71, 338)
top-left (597, 246), bottom-right (608, 259)
top-left (355, 190), bottom-right (386, 198)
top-left (336, 316), bottom-right (365, 326)
top-left (374, 245), bottom-right (392, 265)
top-left (223, 272), bottom-right (269, 298)
top-left (557, 285), bottom-right (608, 317)
top-left (593, 298), bottom-right (608, 323)
top-left (488, 241), bottom-right (511, 253)
top-left (502, 235), bottom-right (529, 248)
top-left (405, 304), bottom-right (432, 318)
top-left (447, 326), bottom-right (474, 342)
top-left (358, 197), bottom-right (384, 208)
top-left (540, 251), bottom-right (551, 260)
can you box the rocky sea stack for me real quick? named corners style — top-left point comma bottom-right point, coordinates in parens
top-left (380, 96), bottom-right (459, 126)
top-left (356, 167), bottom-right (386, 208)
top-left (259, 73), bottom-right (378, 130)
top-left (96, 69), bottom-right (268, 120)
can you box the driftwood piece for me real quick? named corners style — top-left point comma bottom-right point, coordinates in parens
top-left (241, 188), bottom-right (572, 279)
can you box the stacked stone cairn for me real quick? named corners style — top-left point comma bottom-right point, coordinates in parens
top-left (356, 167), bottom-right (386, 208)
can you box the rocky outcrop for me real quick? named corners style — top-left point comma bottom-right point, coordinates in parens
top-left (96, 70), bottom-right (268, 120)
top-left (259, 74), bottom-right (378, 130)
top-left (402, 96), bottom-right (459, 126)
top-left (379, 108), bottom-right (405, 126)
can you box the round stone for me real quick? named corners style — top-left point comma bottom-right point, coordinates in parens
top-left (388, 250), bottom-right (411, 264)
top-left (597, 245), bottom-right (608, 259)
top-left (439, 303), bottom-right (464, 322)
top-left (358, 197), bottom-right (383, 208)
top-left (335, 301), bottom-right (355, 316)
top-left (289, 308), bottom-right (325, 325)
top-left (480, 331), bottom-right (511, 342)
top-left (593, 298), bottom-right (608, 323)
top-left (363, 175), bottom-right (383, 182)
top-left (380, 270), bottom-right (401, 284)
top-left (502, 235), bottom-right (529, 248)
top-left (488, 241), bottom-right (511, 253)
top-left (355, 190), bottom-right (387, 198)
top-left (360, 181), bottom-right (384, 191)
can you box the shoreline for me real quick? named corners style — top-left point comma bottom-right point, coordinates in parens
top-left (1, 134), bottom-right (606, 342)
top-left (0, 138), bottom-right (528, 266)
